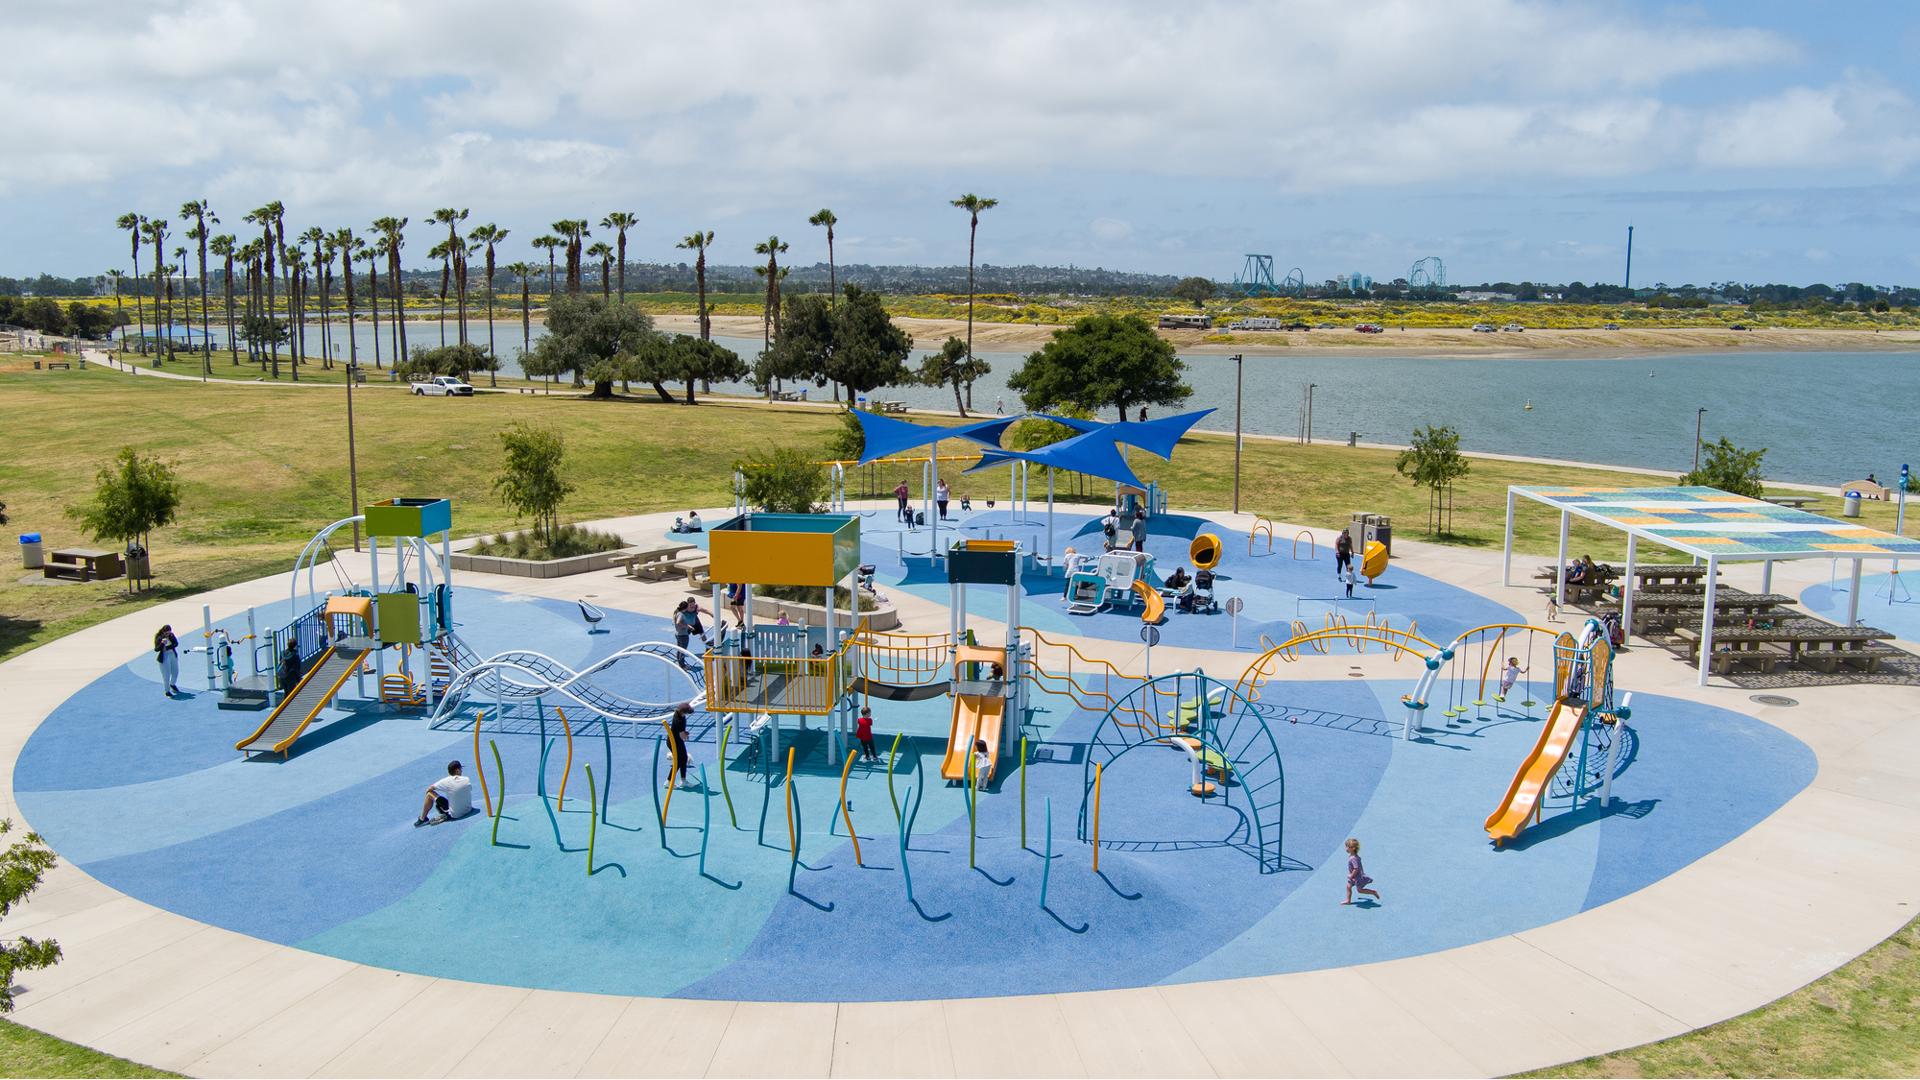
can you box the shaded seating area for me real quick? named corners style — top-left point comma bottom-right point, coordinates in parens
top-left (1505, 484), bottom-right (1920, 686)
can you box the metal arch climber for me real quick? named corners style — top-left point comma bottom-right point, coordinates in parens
top-left (429, 640), bottom-right (707, 726)
top-left (1409, 256), bottom-right (1447, 290)
top-left (1401, 622), bottom-right (1567, 739)
top-left (1233, 624), bottom-right (1441, 703)
top-left (1076, 671), bottom-right (1288, 874)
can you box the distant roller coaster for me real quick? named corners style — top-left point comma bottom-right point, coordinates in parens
top-left (1234, 254), bottom-right (1306, 297)
top-left (1409, 256), bottom-right (1447, 290)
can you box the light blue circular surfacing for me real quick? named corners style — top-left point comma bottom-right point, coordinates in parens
top-left (15, 535), bottom-right (1815, 1001)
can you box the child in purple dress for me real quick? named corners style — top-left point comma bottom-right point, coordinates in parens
top-left (1343, 837), bottom-right (1381, 905)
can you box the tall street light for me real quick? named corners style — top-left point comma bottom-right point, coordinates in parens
top-left (1231, 354), bottom-right (1244, 513)
top-left (1693, 407), bottom-right (1708, 472)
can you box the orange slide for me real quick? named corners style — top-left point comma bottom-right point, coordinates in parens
top-left (1131, 580), bottom-right (1165, 624)
top-left (1482, 699), bottom-right (1585, 846)
top-left (940, 694), bottom-right (1006, 782)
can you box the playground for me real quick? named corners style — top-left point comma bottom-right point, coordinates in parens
top-left (2, 414), bottom-right (1910, 1075)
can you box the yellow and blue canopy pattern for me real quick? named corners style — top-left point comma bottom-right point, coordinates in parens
top-left (1515, 485), bottom-right (1920, 560)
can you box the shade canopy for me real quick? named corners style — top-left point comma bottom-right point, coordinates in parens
top-left (965, 428), bottom-right (1145, 489)
top-left (1045, 408), bottom-right (1216, 459)
top-left (852, 411), bottom-right (1020, 466)
top-left (1511, 485), bottom-right (1920, 562)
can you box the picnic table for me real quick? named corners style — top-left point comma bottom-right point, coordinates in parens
top-left (43, 548), bottom-right (123, 581)
top-left (876, 400), bottom-right (910, 414)
top-left (1629, 564), bottom-right (1714, 590)
top-left (1674, 623), bottom-right (1897, 675)
top-left (618, 543), bottom-right (695, 581)
top-left (1612, 590), bottom-right (1792, 634)
top-left (1763, 495), bottom-right (1819, 509)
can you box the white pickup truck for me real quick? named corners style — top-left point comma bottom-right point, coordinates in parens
top-left (410, 375), bottom-right (474, 397)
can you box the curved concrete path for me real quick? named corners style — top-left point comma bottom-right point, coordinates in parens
top-left (2, 507), bottom-right (1917, 1078)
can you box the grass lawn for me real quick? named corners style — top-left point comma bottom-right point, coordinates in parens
top-left (103, 346), bottom-right (550, 389)
top-left (0, 1020), bottom-right (178, 1078)
top-left (0, 354), bottom-right (1916, 1076)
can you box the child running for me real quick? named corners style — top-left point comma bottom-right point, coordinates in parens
top-left (856, 705), bottom-right (879, 761)
top-left (1343, 837), bottom-right (1381, 905)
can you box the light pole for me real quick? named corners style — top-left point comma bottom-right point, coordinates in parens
top-left (1305, 383), bottom-right (1318, 445)
top-left (1693, 407), bottom-right (1707, 472)
top-left (1232, 354), bottom-right (1244, 513)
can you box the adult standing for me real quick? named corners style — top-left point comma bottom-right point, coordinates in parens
top-left (154, 624), bottom-right (181, 697)
top-left (1101, 508), bottom-right (1120, 552)
top-left (935, 478), bottom-right (951, 520)
top-left (672, 600), bottom-right (693, 652)
top-left (669, 702), bottom-right (694, 789)
top-left (893, 480), bottom-right (912, 525)
top-left (1131, 508), bottom-right (1148, 553)
top-left (1334, 529), bottom-right (1354, 580)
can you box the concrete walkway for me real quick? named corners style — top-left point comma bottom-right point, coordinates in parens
top-left (1, 507), bottom-right (1916, 1077)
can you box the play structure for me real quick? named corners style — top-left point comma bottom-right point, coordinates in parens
top-left (938, 539), bottom-right (1028, 785)
top-left (1063, 549), bottom-right (1160, 618)
top-left (239, 498), bottom-right (455, 758)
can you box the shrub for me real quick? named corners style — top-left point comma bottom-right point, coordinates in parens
top-left (468, 524), bottom-right (625, 561)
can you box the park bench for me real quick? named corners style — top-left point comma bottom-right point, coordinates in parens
top-left (43, 548), bottom-right (123, 582)
top-left (1675, 622), bottom-right (1898, 675)
top-left (1762, 495), bottom-right (1819, 509)
top-left (43, 360), bottom-right (72, 371)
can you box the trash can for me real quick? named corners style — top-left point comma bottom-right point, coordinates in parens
top-left (1349, 513), bottom-right (1393, 556)
top-left (19, 533), bottom-right (43, 570)
top-left (1347, 431), bottom-right (1359, 447)
top-left (1843, 490), bottom-right (1862, 518)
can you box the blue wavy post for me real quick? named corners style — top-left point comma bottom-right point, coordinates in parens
top-left (1040, 795), bottom-right (1053, 910)
top-left (907, 746), bottom-right (927, 844)
top-left (601, 717), bottom-right (613, 824)
top-left (898, 784), bottom-right (915, 905)
top-left (489, 738), bottom-right (506, 847)
top-left (698, 764), bottom-right (712, 878)
top-left (965, 750), bottom-right (977, 868)
top-left (1019, 734), bottom-right (1028, 850)
top-left (537, 737), bottom-right (551, 800)
top-left (757, 755), bottom-right (773, 846)
top-left (650, 737), bottom-right (666, 850)
top-left (584, 763), bottom-right (599, 876)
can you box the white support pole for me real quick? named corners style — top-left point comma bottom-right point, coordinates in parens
top-left (1600, 692), bottom-right (1631, 803)
top-left (1502, 489), bottom-right (1516, 587)
top-left (1555, 510), bottom-right (1570, 606)
top-left (203, 604), bottom-right (216, 689)
top-left (1760, 558), bottom-right (1773, 595)
top-left (1622, 534), bottom-right (1638, 640)
top-left (247, 608), bottom-right (260, 677)
top-left (1697, 555), bottom-right (1719, 686)
top-left (369, 536), bottom-right (385, 684)
top-left (1847, 559), bottom-right (1863, 626)
top-left (1046, 471), bottom-right (1055, 571)
top-left (825, 582), bottom-right (839, 760)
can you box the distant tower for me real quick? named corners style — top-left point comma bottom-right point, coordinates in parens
top-left (1624, 225), bottom-right (1634, 290)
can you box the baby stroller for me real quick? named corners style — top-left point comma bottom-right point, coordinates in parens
top-left (1187, 569), bottom-right (1220, 614)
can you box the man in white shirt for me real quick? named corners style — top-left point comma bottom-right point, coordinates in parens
top-left (415, 760), bottom-right (474, 826)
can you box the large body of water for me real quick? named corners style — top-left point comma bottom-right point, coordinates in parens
top-left (125, 319), bottom-right (1916, 484)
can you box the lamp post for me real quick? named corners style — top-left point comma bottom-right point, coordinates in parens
top-left (1693, 407), bottom-right (1707, 472)
top-left (1305, 383), bottom-right (1318, 445)
top-left (1231, 354), bottom-right (1244, 513)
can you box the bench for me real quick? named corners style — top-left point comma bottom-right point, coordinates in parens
top-left (616, 543), bottom-right (695, 580)
top-left (44, 361), bottom-right (72, 371)
top-left (877, 401), bottom-right (910, 414)
top-left (1762, 495), bottom-right (1818, 509)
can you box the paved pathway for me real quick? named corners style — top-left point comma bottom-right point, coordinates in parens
top-left (1, 507), bottom-right (1915, 1077)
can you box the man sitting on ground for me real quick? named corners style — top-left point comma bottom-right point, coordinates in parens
top-left (415, 760), bottom-right (473, 826)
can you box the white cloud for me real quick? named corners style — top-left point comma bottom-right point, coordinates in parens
top-left (1090, 218), bottom-right (1134, 242)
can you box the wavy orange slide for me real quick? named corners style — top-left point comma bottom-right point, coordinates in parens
top-left (1483, 699), bottom-right (1585, 846)
top-left (1131, 579), bottom-right (1165, 623)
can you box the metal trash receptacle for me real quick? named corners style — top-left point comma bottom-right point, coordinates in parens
top-left (19, 533), bottom-right (43, 569)
top-left (1842, 490), bottom-right (1862, 518)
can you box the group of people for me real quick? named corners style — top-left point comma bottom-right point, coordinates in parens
top-left (1160, 565), bottom-right (1215, 613)
top-left (892, 479), bottom-right (974, 530)
top-left (1100, 506), bottom-right (1148, 552)
top-left (1332, 531), bottom-right (1363, 598)
top-left (669, 511), bottom-right (704, 534)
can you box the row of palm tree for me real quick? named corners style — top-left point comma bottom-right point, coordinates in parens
top-left (105, 193), bottom-right (997, 390)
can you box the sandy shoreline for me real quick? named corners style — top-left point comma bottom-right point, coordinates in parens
top-left (652, 313), bottom-right (1920, 359)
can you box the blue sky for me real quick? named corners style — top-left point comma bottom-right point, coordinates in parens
top-left (4, 0), bottom-right (1917, 286)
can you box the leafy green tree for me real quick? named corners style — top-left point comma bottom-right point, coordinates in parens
top-left (494, 423), bottom-right (573, 542)
top-left (69, 447), bottom-right (182, 592)
top-left (1171, 276), bottom-right (1216, 310)
top-left (1395, 424), bottom-right (1472, 534)
top-left (524, 293), bottom-right (660, 399)
top-left (917, 336), bottom-right (991, 416)
top-left (667, 334), bottom-right (747, 404)
top-left (399, 343), bottom-right (493, 380)
top-left (823, 408), bottom-right (867, 462)
top-left (824, 285), bottom-right (914, 397)
top-left (1007, 313), bottom-right (1191, 421)
top-left (738, 445), bottom-right (828, 513)
top-left (0, 819), bottom-right (60, 1012)
top-left (1006, 404), bottom-right (1093, 452)
top-left (66, 301), bottom-right (119, 338)
top-left (761, 292), bottom-right (835, 394)
top-left (241, 314), bottom-right (289, 356)
top-left (1681, 437), bottom-right (1767, 499)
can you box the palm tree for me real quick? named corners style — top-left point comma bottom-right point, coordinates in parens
top-left (600, 212), bottom-right (636, 302)
top-left (334, 228), bottom-right (362, 375)
top-left (951, 193), bottom-right (998, 410)
top-left (533, 235), bottom-right (562, 296)
top-left (179, 200), bottom-right (216, 364)
top-left (428, 239), bottom-right (453, 347)
top-left (171, 245), bottom-right (197, 375)
top-left (284, 244), bottom-right (306, 381)
top-left (430, 208), bottom-right (470, 345)
top-left (105, 268), bottom-right (126, 343)
top-left (116, 213), bottom-right (148, 354)
top-left (210, 234), bottom-right (238, 360)
top-left (301, 226), bottom-right (328, 366)
top-left (373, 217), bottom-right (408, 362)
top-left (468, 224), bottom-right (508, 386)
top-left (359, 240), bottom-right (384, 369)
top-left (236, 239), bottom-right (258, 363)
top-left (142, 217), bottom-right (170, 358)
top-left (677, 230), bottom-right (715, 341)
top-left (753, 235), bottom-right (788, 355)
top-left (317, 231), bottom-right (339, 369)
top-left (552, 219), bottom-right (589, 293)
top-left (808, 208), bottom-right (838, 303)
top-left (245, 204), bottom-right (282, 377)
top-left (588, 242), bottom-right (614, 299)
top-left (506, 261), bottom-right (537, 377)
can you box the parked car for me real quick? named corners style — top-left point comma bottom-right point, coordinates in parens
top-left (1501, 323), bottom-right (1525, 332)
top-left (411, 375), bottom-right (474, 397)
top-left (1603, 322), bottom-right (1622, 330)
top-left (1729, 324), bottom-right (1750, 331)
top-left (1285, 321), bottom-right (1311, 331)
top-left (1354, 323), bottom-right (1384, 333)
top-left (1471, 323), bottom-right (1497, 333)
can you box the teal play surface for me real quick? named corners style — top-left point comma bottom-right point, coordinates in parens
top-left (14, 586), bottom-right (1814, 1001)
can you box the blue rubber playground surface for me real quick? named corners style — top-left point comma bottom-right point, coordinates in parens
top-left (14, 584), bottom-right (1815, 1002)
top-left (1800, 571), bottom-right (1920, 643)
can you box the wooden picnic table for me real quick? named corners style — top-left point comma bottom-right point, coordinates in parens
top-left (44, 548), bottom-right (123, 581)
top-left (1629, 564), bottom-right (1713, 589)
top-left (1610, 590), bottom-right (1792, 634)
top-left (1674, 623), bottom-right (1898, 674)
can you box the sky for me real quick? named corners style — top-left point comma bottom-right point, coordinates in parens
top-left (4, 0), bottom-right (1919, 286)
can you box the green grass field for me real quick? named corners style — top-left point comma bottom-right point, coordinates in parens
top-left (0, 351), bottom-right (1916, 1077)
